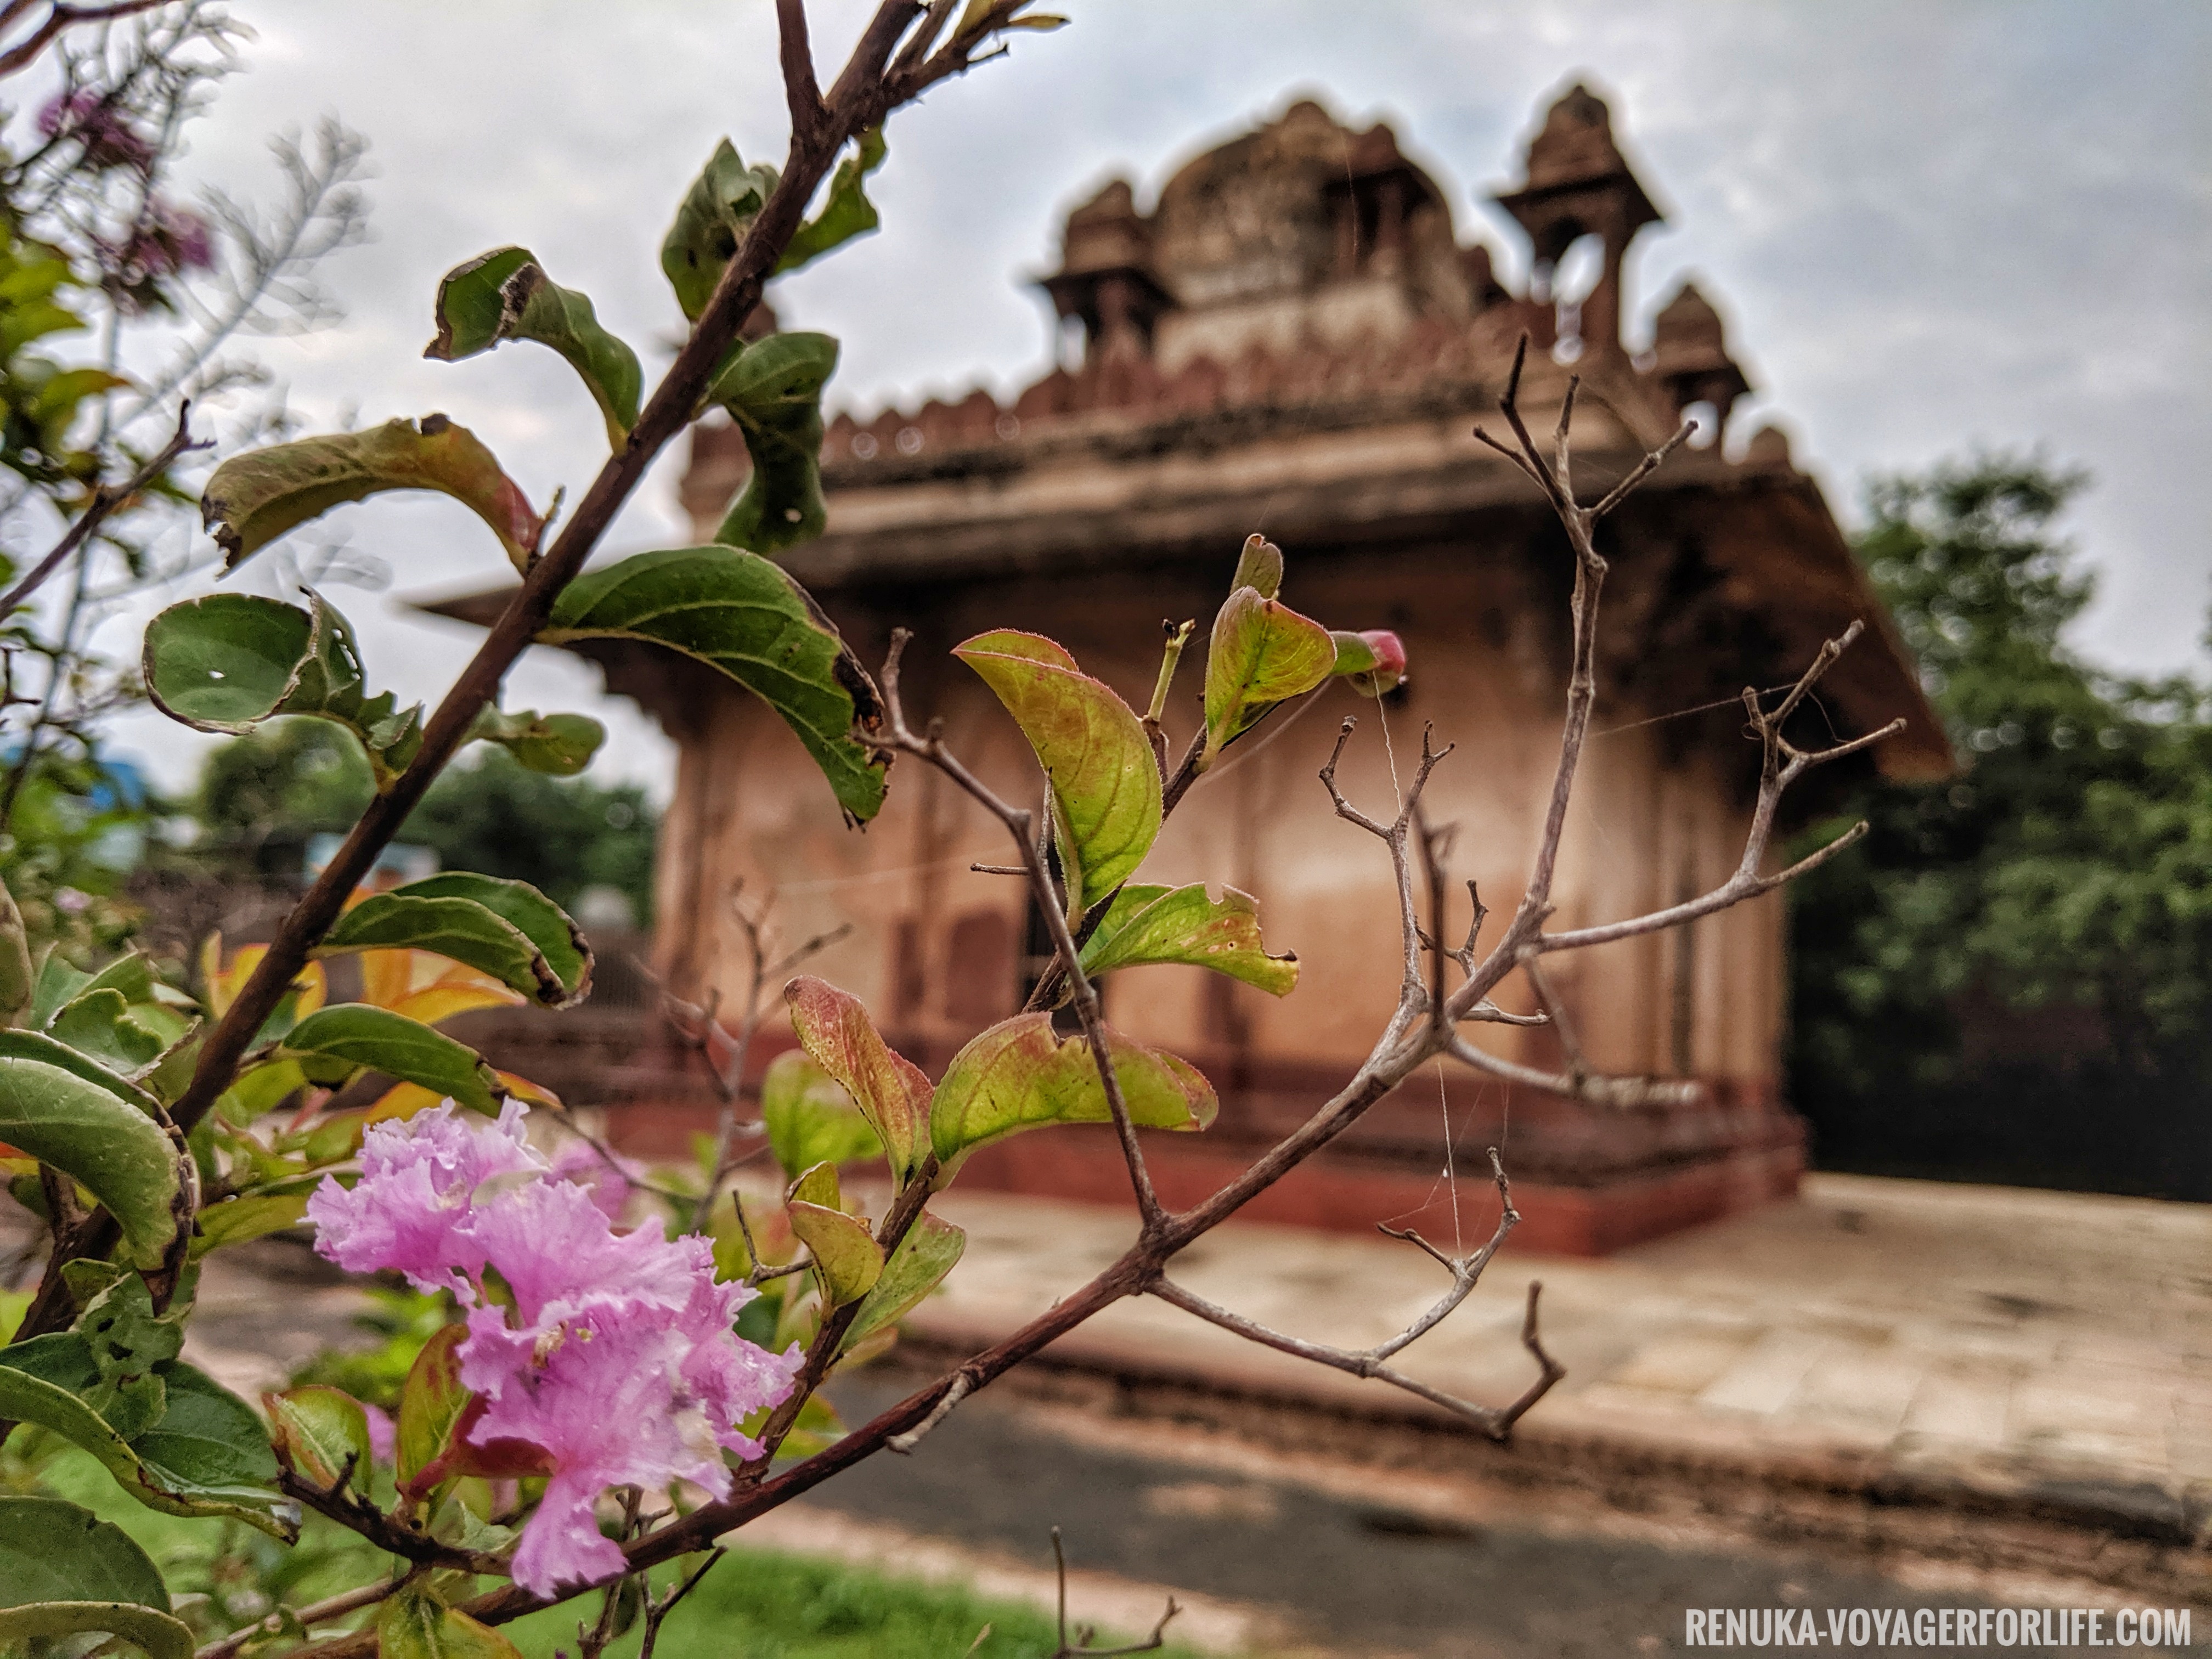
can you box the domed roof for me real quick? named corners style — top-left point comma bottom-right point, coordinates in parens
top-left (1146, 98), bottom-right (1450, 308)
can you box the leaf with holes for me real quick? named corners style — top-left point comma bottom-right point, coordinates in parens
top-left (953, 631), bottom-right (1160, 912)
top-left (840, 1210), bottom-right (964, 1352)
top-left (1077, 883), bottom-right (1299, 996)
top-left (706, 330), bottom-right (838, 554)
top-left (200, 416), bottom-right (543, 574)
top-left (264, 1385), bottom-right (372, 1494)
top-left (785, 1161), bottom-right (882, 1306)
top-left (661, 138), bottom-right (779, 323)
top-left (783, 975), bottom-right (927, 1184)
top-left (143, 591), bottom-right (425, 786)
top-left (541, 546), bottom-right (885, 823)
top-left (426, 247), bottom-right (642, 448)
top-left (1202, 583), bottom-right (1336, 764)
top-left (276, 1005), bottom-right (505, 1114)
top-left (462, 704), bottom-right (606, 776)
top-left (777, 127), bottom-right (889, 275)
top-left (316, 876), bottom-right (588, 1009)
top-left (929, 1015), bottom-right (1215, 1179)
top-left (759, 1051), bottom-right (883, 1184)
top-left (0, 1033), bottom-right (179, 1268)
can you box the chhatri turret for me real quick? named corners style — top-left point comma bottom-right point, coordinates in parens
top-left (1491, 80), bottom-right (1663, 361)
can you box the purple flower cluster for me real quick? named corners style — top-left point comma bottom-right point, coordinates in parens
top-left (307, 1103), bottom-right (802, 1593)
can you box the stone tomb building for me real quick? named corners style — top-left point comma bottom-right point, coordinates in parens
top-left (531, 87), bottom-right (1946, 1252)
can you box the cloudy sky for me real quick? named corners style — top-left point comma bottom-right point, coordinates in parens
top-left (85, 0), bottom-right (2211, 799)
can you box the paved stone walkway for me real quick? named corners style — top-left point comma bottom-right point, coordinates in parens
top-left (908, 1173), bottom-right (2212, 1537)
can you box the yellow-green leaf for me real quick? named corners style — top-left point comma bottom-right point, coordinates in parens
top-left (264, 1385), bottom-right (371, 1493)
top-left (929, 1014), bottom-right (1214, 1179)
top-left (759, 1051), bottom-right (884, 1184)
top-left (1077, 883), bottom-right (1298, 996)
top-left (785, 1161), bottom-right (883, 1306)
top-left (1202, 583), bottom-right (1336, 763)
top-left (379, 1584), bottom-right (525, 1659)
top-left (952, 630), bottom-right (1160, 911)
top-left (841, 1211), bottom-right (964, 1352)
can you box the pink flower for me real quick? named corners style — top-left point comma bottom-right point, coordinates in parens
top-left (306, 1102), bottom-right (541, 1292)
top-left (307, 1101), bottom-right (802, 1598)
top-left (547, 1137), bottom-right (639, 1221)
top-left (361, 1403), bottom-right (397, 1464)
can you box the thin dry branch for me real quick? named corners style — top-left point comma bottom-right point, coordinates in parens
top-left (0, 403), bottom-right (202, 617)
top-left (1052, 1527), bottom-right (1179, 1658)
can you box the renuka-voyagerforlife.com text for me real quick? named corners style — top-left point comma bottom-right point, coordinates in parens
top-left (1683, 1606), bottom-right (2193, 1649)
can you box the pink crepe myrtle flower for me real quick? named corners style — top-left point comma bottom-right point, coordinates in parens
top-left (546, 1137), bottom-right (639, 1221)
top-left (307, 1102), bottom-right (801, 1596)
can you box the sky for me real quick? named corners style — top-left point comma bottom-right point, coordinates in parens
top-left (81, 0), bottom-right (2212, 802)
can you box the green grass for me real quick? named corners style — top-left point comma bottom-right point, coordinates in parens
top-left (31, 1446), bottom-right (1208, 1659)
top-left (505, 1548), bottom-right (1205, 1659)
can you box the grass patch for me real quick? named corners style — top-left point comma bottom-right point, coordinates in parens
top-left (505, 1545), bottom-right (1206, 1659)
top-left (27, 1446), bottom-right (1207, 1658)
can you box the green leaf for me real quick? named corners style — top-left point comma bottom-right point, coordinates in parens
top-left (783, 1162), bottom-right (882, 1307)
top-left (782, 975), bottom-right (927, 1184)
top-left (126, 1364), bottom-right (291, 1537)
top-left (706, 331), bottom-right (838, 554)
top-left (0, 880), bottom-right (32, 1028)
top-left (381, 1584), bottom-right (525, 1659)
top-left (0, 1036), bottom-right (179, 1268)
top-left (0, 1602), bottom-right (191, 1659)
top-left (1202, 583), bottom-right (1336, 763)
top-left (396, 1324), bottom-right (470, 1495)
top-left (953, 631), bottom-right (1160, 911)
top-left (387, 873), bottom-right (590, 1002)
top-left (190, 1188), bottom-right (312, 1258)
top-left (142, 591), bottom-right (425, 787)
top-left (1077, 882), bottom-right (1299, 996)
top-left (48, 988), bottom-right (165, 1075)
top-left (265, 1385), bottom-right (371, 1493)
top-left (930, 1014), bottom-right (1215, 1177)
top-left (759, 1051), bottom-right (883, 1184)
top-left (27, 950), bottom-right (89, 1031)
top-left (276, 1005), bottom-right (505, 1114)
top-left (425, 246), bottom-right (644, 448)
top-left (541, 546), bottom-right (887, 823)
top-left (315, 877), bottom-right (590, 1010)
top-left (778, 128), bottom-right (889, 275)
top-left (213, 1058), bottom-right (305, 1126)
top-left (463, 704), bottom-right (605, 776)
top-left (200, 415), bottom-right (545, 575)
top-left (841, 1211), bottom-right (964, 1352)
top-left (661, 138), bottom-right (779, 323)
top-left (0, 1494), bottom-right (170, 1611)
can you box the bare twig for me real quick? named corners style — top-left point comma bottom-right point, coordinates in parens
top-left (1051, 1527), bottom-right (1178, 1657)
top-left (194, 1576), bottom-right (410, 1659)
top-left (636, 1550), bottom-right (724, 1659)
top-left (887, 1370), bottom-right (968, 1453)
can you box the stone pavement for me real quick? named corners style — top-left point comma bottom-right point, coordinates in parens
top-left (903, 1174), bottom-right (2212, 1565)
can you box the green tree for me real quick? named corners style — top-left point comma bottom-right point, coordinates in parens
top-left (1788, 455), bottom-right (2212, 1197)
top-left (190, 724), bottom-right (657, 924)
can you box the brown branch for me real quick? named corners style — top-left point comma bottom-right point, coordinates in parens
top-left (637, 1549), bottom-right (723, 1659)
top-left (1447, 1033), bottom-right (1701, 1111)
top-left (0, 403), bottom-right (201, 617)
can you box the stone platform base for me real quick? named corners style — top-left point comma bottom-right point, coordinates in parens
top-left (950, 1132), bottom-right (1804, 1256)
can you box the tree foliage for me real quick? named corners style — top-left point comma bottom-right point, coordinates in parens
top-left (1789, 455), bottom-right (2212, 1197)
